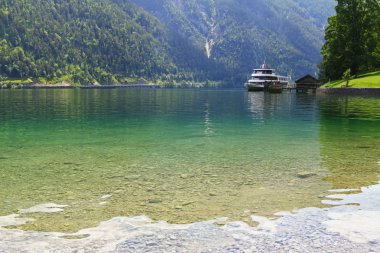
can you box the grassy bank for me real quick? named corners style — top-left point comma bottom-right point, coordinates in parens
top-left (322, 71), bottom-right (380, 88)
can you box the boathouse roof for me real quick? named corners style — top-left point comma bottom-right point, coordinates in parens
top-left (295, 74), bottom-right (319, 84)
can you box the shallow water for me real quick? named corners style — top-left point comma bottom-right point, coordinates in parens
top-left (0, 89), bottom-right (379, 232)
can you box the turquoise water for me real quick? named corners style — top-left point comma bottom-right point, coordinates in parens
top-left (0, 89), bottom-right (379, 232)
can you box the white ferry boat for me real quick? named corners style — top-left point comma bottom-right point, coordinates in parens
top-left (245, 64), bottom-right (289, 92)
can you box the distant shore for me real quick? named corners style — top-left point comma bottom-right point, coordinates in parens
top-left (0, 82), bottom-right (161, 89)
top-left (3, 84), bottom-right (380, 95)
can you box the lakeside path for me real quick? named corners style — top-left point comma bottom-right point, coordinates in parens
top-left (1, 182), bottom-right (380, 253)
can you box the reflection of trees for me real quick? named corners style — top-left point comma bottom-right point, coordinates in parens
top-left (319, 96), bottom-right (380, 120)
top-left (319, 96), bottom-right (380, 189)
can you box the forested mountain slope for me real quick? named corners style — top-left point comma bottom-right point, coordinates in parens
top-left (0, 0), bottom-right (219, 85)
top-left (0, 0), bottom-right (335, 86)
top-left (128, 0), bottom-right (335, 81)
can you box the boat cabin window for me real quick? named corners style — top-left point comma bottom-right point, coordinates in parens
top-left (255, 70), bottom-right (273, 74)
top-left (254, 77), bottom-right (278, 81)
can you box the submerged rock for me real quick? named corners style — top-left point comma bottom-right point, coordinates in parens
top-left (148, 199), bottom-right (162, 204)
top-left (182, 201), bottom-right (195, 206)
top-left (357, 145), bottom-right (372, 149)
top-left (60, 234), bottom-right (90, 240)
top-left (125, 175), bottom-right (141, 181)
top-left (100, 194), bottom-right (112, 199)
top-left (297, 172), bottom-right (317, 179)
top-left (180, 174), bottom-right (188, 179)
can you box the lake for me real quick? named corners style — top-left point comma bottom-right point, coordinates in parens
top-left (0, 89), bottom-right (379, 235)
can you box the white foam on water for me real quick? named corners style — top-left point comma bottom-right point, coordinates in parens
top-left (328, 189), bottom-right (359, 193)
top-left (0, 203), bottom-right (68, 229)
top-left (251, 216), bottom-right (277, 233)
top-left (326, 211), bottom-right (380, 244)
top-left (18, 203), bottom-right (68, 214)
top-left (324, 182), bottom-right (380, 244)
top-left (0, 214), bottom-right (33, 227)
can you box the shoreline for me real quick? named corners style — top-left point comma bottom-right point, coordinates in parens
top-left (1, 182), bottom-right (379, 252)
top-left (317, 88), bottom-right (380, 95)
top-left (0, 83), bottom-right (160, 90)
top-left (2, 84), bottom-right (380, 94)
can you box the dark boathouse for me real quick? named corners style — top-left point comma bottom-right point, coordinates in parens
top-left (295, 75), bottom-right (321, 92)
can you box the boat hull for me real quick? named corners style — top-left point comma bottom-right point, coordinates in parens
top-left (268, 84), bottom-right (283, 93)
top-left (246, 83), bottom-right (264, 92)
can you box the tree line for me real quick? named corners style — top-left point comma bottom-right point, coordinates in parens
top-left (321, 0), bottom-right (380, 81)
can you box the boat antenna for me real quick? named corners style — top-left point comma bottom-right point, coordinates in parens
top-left (287, 70), bottom-right (293, 81)
top-left (262, 59), bottom-right (267, 69)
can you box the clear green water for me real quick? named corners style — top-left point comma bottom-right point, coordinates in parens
top-left (0, 89), bottom-right (379, 232)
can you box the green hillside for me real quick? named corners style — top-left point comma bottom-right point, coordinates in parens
top-left (322, 71), bottom-right (380, 88)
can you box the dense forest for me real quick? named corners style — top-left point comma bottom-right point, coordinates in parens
top-left (0, 0), bottom-right (334, 87)
top-left (0, 0), bottom-right (221, 86)
top-left (321, 0), bottom-right (380, 81)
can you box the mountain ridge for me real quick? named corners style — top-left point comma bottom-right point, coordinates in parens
top-left (0, 0), bottom-right (335, 87)
top-left (112, 0), bottom-right (336, 80)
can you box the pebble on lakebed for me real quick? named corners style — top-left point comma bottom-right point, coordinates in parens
top-left (297, 172), bottom-right (317, 179)
top-left (148, 199), bottom-right (162, 204)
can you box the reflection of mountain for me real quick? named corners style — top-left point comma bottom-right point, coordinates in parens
top-left (319, 96), bottom-right (380, 189)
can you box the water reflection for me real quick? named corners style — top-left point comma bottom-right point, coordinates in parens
top-left (204, 102), bottom-right (214, 137)
top-left (247, 92), bottom-right (319, 123)
top-left (319, 95), bottom-right (380, 189)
